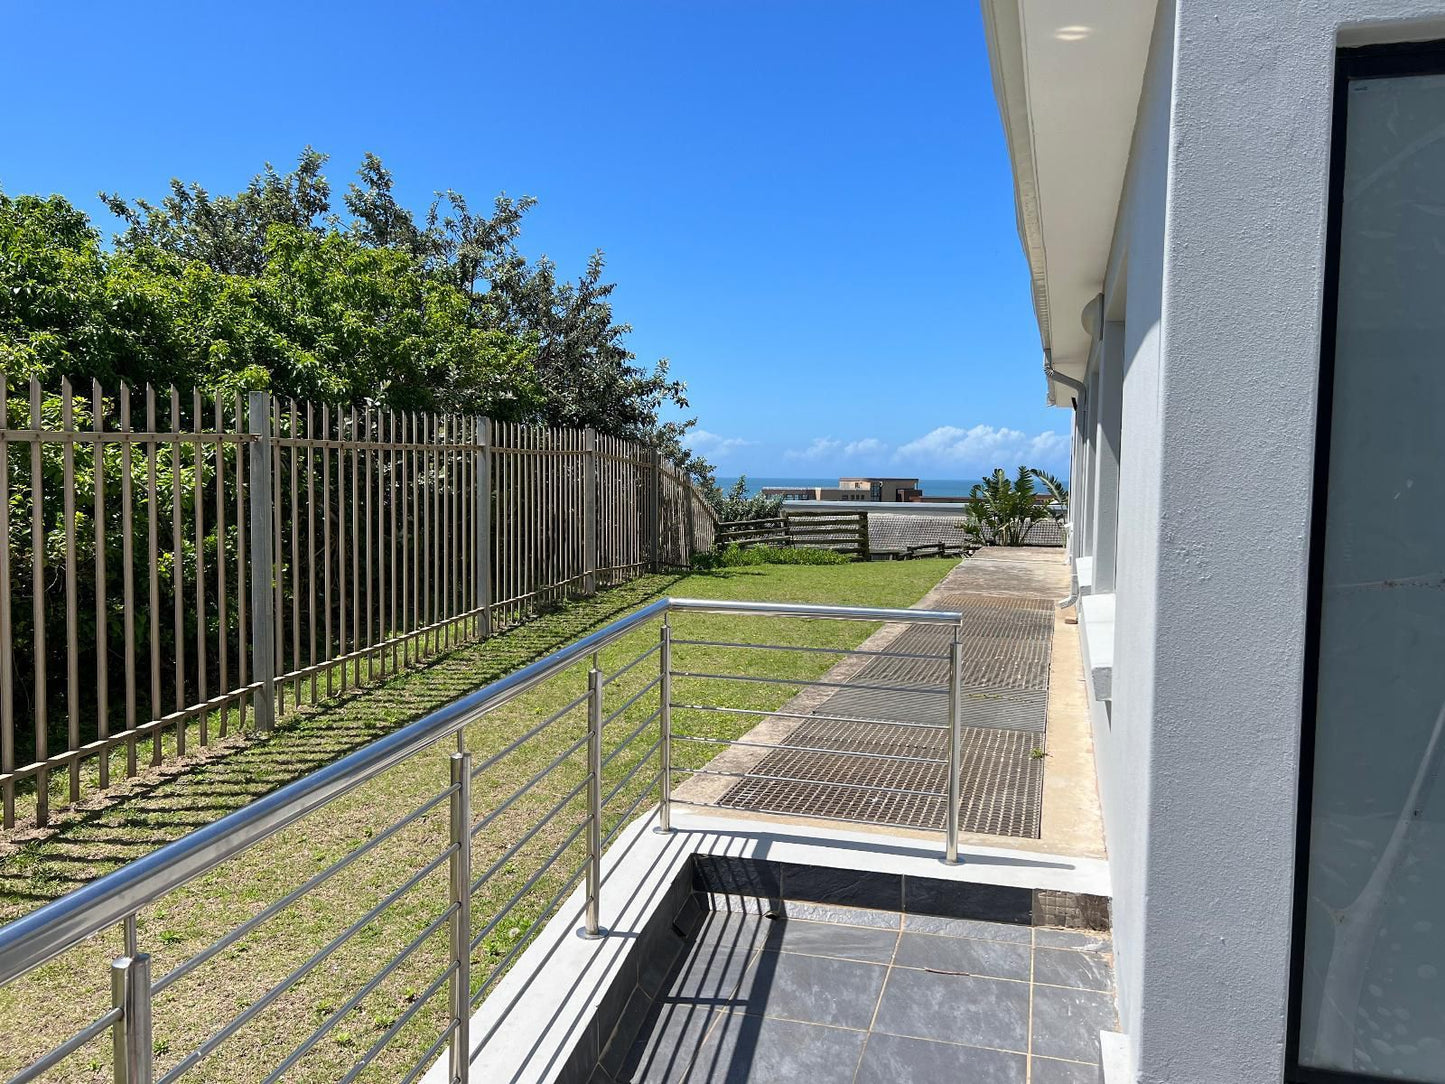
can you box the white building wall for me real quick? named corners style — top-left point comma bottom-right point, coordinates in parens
top-left (1088, 1), bottom-right (1445, 1081)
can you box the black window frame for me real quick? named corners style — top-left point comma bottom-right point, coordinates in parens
top-left (1288, 36), bottom-right (1445, 1084)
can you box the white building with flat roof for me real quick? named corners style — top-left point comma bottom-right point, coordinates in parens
top-left (982, 1), bottom-right (1445, 1081)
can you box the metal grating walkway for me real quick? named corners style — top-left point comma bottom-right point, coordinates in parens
top-left (713, 593), bottom-right (1054, 839)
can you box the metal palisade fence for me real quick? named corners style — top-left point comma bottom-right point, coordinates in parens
top-left (0, 377), bottom-right (717, 831)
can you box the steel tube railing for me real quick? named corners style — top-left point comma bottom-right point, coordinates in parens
top-left (0, 595), bottom-right (971, 1084)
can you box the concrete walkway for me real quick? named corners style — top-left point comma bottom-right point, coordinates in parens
top-left (674, 548), bottom-right (1106, 861)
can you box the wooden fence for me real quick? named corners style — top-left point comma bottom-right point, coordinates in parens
top-left (716, 509), bottom-right (870, 558)
top-left (0, 379), bottom-right (716, 830)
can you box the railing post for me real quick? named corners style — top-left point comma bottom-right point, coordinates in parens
top-left (945, 626), bottom-right (962, 864)
top-left (247, 391), bottom-right (276, 734)
top-left (448, 750), bottom-right (472, 1083)
top-left (584, 660), bottom-right (606, 938)
top-left (111, 953), bottom-right (153, 1084)
top-left (583, 429), bottom-right (598, 595)
top-left (657, 618), bottom-right (673, 833)
top-left (476, 418), bottom-right (492, 639)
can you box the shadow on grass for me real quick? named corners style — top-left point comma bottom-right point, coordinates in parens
top-left (0, 573), bottom-right (687, 920)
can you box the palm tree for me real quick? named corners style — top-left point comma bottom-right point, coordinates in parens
top-left (962, 467), bottom-right (1048, 547)
top-left (1028, 468), bottom-right (1068, 520)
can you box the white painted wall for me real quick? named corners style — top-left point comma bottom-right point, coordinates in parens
top-left (1086, 1), bottom-right (1445, 1081)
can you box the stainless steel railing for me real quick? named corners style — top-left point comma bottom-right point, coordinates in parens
top-left (0, 597), bottom-right (965, 1084)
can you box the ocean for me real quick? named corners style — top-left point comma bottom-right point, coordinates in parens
top-left (714, 476), bottom-right (983, 499)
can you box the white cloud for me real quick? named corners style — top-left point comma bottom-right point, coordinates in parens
top-left (685, 429), bottom-right (755, 458)
top-left (843, 437), bottom-right (888, 457)
top-left (784, 437), bottom-right (843, 462)
top-left (892, 425), bottom-right (1069, 472)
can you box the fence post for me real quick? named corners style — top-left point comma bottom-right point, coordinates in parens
top-left (658, 618), bottom-right (672, 833)
top-left (583, 429), bottom-right (598, 595)
top-left (476, 418), bottom-right (492, 639)
top-left (683, 476), bottom-right (697, 562)
top-left (645, 450), bottom-right (663, 572)
top-left (858, 510), bottom-right (871, 562)
top-left (111, 953), bottom-right (153, 1084)
top-left (449, 750), bottom-right (472, 1084)
top-left (247, 391), bottom-right (276, 734)
top-left (945, 626), bottom-right (962, 864)
top-left (584, 660), bottom-right (606, 938)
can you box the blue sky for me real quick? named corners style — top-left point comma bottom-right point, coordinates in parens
top-left (0, 0), bottom-right (1062, 480)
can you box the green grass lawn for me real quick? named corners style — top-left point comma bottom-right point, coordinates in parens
top-left (0, 557), bottom-right (954, 1083)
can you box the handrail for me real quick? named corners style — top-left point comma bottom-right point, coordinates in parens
top-left (0, 595), bottom-right (960, 987)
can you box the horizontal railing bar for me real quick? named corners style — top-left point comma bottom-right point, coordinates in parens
top-left (672, 796), bottom-right (947, 836)
top-left (154, 784), bottom-right (456, 994)
top-left (470, 733), bottom-right (588, 838)
top-left (670, 638), bottom-right (948, 662)
top-left (601, 708), bottom-right (662, 772)
top-left (667, 598), bottom-right (962, 624)
top-left (667, 702), bottom-right (975, 730)
top-left (469, 692), bottom-right (591, 782)
top-left (602, 738), bottom-right (663, 809)
top-left (471, 857), bottom-right (589, 1007)
top-left (155, 844), bottom-right (455, 1082)
top-left (261, 905), bottom-right (456, 1084)
top-left (469, 819), bottom-right (590, 953)
top-left (336, 963), bottom-right (455, 1084)
top-left (7, 1006), bottom-right (123, 1084)
top-left (602, 676), bottom-right (662, 730)
top-left (672, 734), bottom-right (947, 767)
top-left (602, 769), bottom-right (663, 850)
top-left (675, 765), bottom-right (948, 800)
top-left (471, 778), bottom-right (590, 890)
top-left (601, 641), bottom-right (662, 686)
top-left (669, 669), bottom-right (950, 698)
top-left (399, 1024), bottom-right (455, 1084)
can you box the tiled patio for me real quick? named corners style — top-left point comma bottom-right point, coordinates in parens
top-left (596, 907), bottom-right (1115, 1083)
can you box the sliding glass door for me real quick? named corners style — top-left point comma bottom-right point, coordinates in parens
top-left (1291, 42), bottom-right (1445, 1084)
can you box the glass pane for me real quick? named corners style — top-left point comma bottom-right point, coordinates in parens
top-left (1298, 70), bottom-right (1445, 1078)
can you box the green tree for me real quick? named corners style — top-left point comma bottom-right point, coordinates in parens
top-left (962, 467), bottom-right (1047, 546)
top-left (707, 475), bottom-right (783, 523)
top-left (1028, 468), bottom-right (1069, 519)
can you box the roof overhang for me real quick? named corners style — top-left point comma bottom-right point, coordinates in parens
top-left (980, 0), bottom-right (1157, 405)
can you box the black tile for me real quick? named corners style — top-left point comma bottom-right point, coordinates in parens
top-left (639, 915), bottom-right (692, 998)
top-left (903, 876), bottom-right (1032, 924)
top-left (615, 997), bottom-right (723, 1084)
top-left (762, 919), bottom-right (899, 964)
top-left (872, 966), bottom-right (1030, 1052)
top-left (1032, 947), bottom-right (1114, 993)
top-left (893, 930), bottom-right (1032, 981)
top-left (682, 1012), bottom-right (867, 1084)
top-left (778, 863), bottom-right (903, 911)
top-left (855, 1032), bottom-right (1025, 1084)
top-left (732, 951), bottom-right (887, 1029)
top-left (692, 855), bottom-right (781, 898)
top-left (1030, 985), bottom-right (1116, 1063)
top-left (1031, 1057), bottom-right (1102, 1083)
top-left (600, 986), bottom-right (656, 1078)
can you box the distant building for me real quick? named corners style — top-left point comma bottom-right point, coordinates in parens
top-left (762, 476), bottom-right (921, 502)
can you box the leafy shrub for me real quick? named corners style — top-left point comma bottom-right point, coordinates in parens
top-left (692, 544), bottom-right (850, 570)
top-left (705, 475), bottom-right (783, 523)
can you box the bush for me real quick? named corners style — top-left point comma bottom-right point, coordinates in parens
top-left (692, 544), bottom-right (850, 570)
top-left (705, 475), bottom-right (783, 523)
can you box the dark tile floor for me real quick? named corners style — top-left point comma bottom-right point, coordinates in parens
top-left (593, 910), bottom-right (1116, 1084)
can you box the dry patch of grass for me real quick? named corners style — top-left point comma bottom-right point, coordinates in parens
top-left (0, 558), bottom-right (955, 1082)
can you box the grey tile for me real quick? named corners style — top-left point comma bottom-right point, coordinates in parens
top-left (893, 930), bottom-right (1032, 981)
top-left (664, 922), bottom-right (764, 1002)
top-left (600, 987), bottom-right (655, 1077)
top-left (733, 950), bottom-right (887, 1029)
top-left (681, 1012), bottom-right (867, 1084)
top-left (703, 892), bottom-right (782, 916)
top-left (1031, 1056), bottom-right (1102, 1083)
top-left (902, 913), bottom-right (1034, 943)
top-left (615, 998), bottom-right (723, 1084)
top-left (1032, 947), bottom-right (1114, 992)
top-left (855, 1032), bottom-right (1026, 1084)
top-left (639, 920), bottom-right (692, 998)
top-left (762, 919), bottom-right (899, 963)
top-left (1030, 985), bottom-right (1116, 1063)
top-left (1034, 928), bottom-right (1112, 952)
top-left (779, 863), bottom-right (903, 910)
top-left (903, 877), bottom-right (1033, 924)
top-left (781, 900), bottom-right (901, 929)
top-left (692, 855), bottom-right (781, 898)
top-left (872, 966), bottom-right (1030, 1052)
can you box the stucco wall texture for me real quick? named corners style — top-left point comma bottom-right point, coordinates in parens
top-left (1083, 2), bottom-right (1445, 1081)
